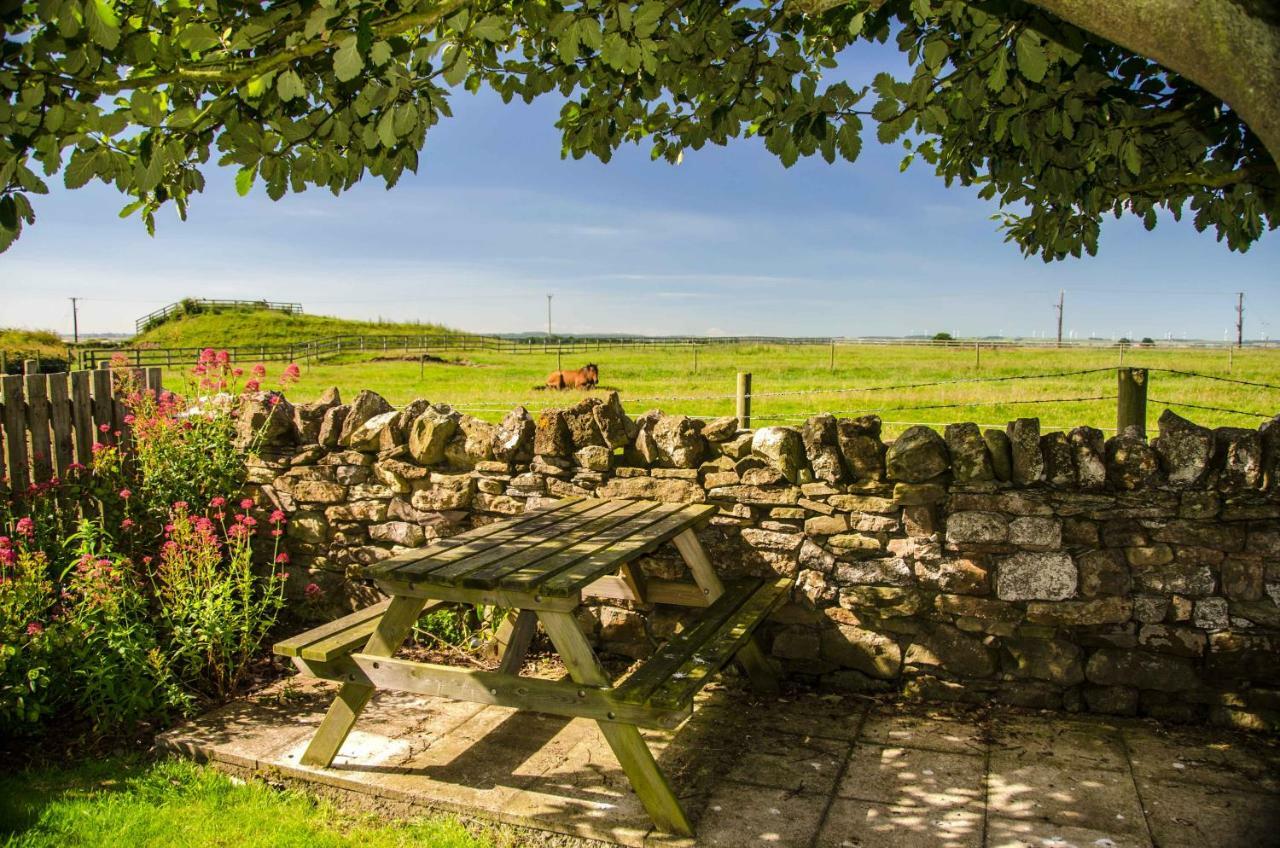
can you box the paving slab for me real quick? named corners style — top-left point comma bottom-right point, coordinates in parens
top-left (816, 797), bottom-right (983, 848)
top-left (838, 744), bottom-right (984, 809)
top-left (158, 677), bottom-right (1279, 848)
top-left (1137, 781), bottom-right (1280, 848)
top-left (985, 816), bottom-right (1153, 848)
top-left (859, 707), bottom-right (987, 755)
top-left (986, 761), bottom-right (1146, 836)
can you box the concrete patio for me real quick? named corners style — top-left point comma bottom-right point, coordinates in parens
top-left (158, 676), bottom-right (1280, 847)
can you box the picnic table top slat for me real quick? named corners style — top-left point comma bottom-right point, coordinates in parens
top-left (488, 501), bottom-right (685, 591)
top-left (458, 499), bottom-right (674, 590)
top-left (534, 503), bottom-right (718, 596)
top-left (371, 496), bottom-right (592, 579)
top-left (423, 499), bottom-right (636, 586)
top-left (365, 498), bottom-right (717, 595)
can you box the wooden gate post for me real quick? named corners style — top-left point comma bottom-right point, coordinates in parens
top-left (1117, 368), bottom-right (1148, 436)
top-left (736, 372), bottom-right (752, 430)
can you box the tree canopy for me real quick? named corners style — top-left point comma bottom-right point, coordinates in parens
top-left (2, 0), bottom-right (1276, 259)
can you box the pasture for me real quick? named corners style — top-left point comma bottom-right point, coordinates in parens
top-left (169, 342), bottom-right (1278, 437)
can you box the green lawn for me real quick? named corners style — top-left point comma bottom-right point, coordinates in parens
top-left (182, 342), bottom-right (1280, 439)
top-left (0, 757), bottom-right (513, 848)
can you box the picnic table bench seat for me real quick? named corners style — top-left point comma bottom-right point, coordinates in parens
top-left (273, 497), bottom-right (793, 837)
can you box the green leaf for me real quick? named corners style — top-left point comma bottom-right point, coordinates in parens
top-left (443, 47), bottom-right (470, 86)
top-left (370, 40), bottom-right (392, 66)
top-left (333, 39), bottom-right (364, 83)
top-left (64, 149), bottom-right (99, 189)
top-left (987, 48), bottom-right (1008, 92)
top-left (923, 39), bottom-right (948, 71)
top-left (471, 15), bottom-right (507, 42)
top-left (86, 0), bottom-right (120, 50)
top-left (0, 196), bottom-right (16, 229)
top-left (1016, 30), bottom-right (1047, 82)
top-left (235, 164), bottom-right (256, 196)
top-left (1122, 140), bottom-right (1141, 175)
top-left (178, 23), bottom-right (220, 53)
top-left (276, 70), bottom-right (305, 101)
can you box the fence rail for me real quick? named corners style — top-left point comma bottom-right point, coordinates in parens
top-left (0, 364), bottom-right (162, 493)
top-left (80, 332), bottom-right (1280, 370)
top-left (135, 299), bottom-right (304, 333)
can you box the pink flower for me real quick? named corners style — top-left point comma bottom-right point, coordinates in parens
top-left (305, 582), bottom-right (323, 599)
top-left (210, 497), bottom-right (227, 508)
top-left (271, 528), bottom-right (283, 537)
top-left (192, 364), bottom-right (207, 376)
top-left (26, 622), bottom-right (43, 636)
top-left (269, 509), bottom-right (285, 524)
top-left (215, 350), bottom-right (230, 365)
top-left (244, 379), bottom-right (260, 392)
top-left (173, 501), bottom-right (189, 511)
top-left (99, 423), bottom-right (110, 433)
top-left (119, 488), bottom-right (132, 499)
top-left (275, 552), bottom-right (290, 564)
top-left (276, 571), bottom-right (290, 580)
top-left (251, 364), bottom-right (266, 378)
top-left (15, 517), bottom-right (34, 538)
top-left (268, 395), bottom-right (280, 406)
top-left (123, 414), bottom-right (136, 425)
top-left (232, 368), bottom-right (244, 377)
top-left (199, 348), bottom-right (216, 364)
top-left (240, 498), bottom-right (254, 510)
top-left (0, 536), bottom-right (10, 549)
top-left (121, 518), bottom-right (134, 529)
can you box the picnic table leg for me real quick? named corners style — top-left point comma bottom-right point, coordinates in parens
top-left (537, 610), bottom-right (695, 837)
top-left (673, 528), bottom-right (781, 695)
top-left (300, 595), bottom-right (427, 767)
top-left (494, 609), bottom-right (539, 675)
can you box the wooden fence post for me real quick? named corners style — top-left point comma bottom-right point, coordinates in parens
top-left (974, 342), bottom-right (980, 370)
top-left (829, 340), bottom-right (835, 372)
top-left (693, 346), bottom-right (698, 374)
top-left (2, 375), bottom-right (29, 491)
top-left (1117, 368), bottom-right (1148, 436)
top-left (736, 372), bottom-right (752, 430)
top-left (23, 359), bottom-right (37, 375)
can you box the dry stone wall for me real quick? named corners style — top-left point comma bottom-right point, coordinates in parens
top-left (243, 387), bottom-right (1280, 731)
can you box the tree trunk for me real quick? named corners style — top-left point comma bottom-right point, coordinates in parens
top-left (1025, 0), bottom-right (1280, 169)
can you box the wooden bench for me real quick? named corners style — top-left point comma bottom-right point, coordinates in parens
top-left (274, 498), bottom-right (793, 837)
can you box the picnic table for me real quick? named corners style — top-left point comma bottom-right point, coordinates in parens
top-left (275, 496), bottom-right (793, 836)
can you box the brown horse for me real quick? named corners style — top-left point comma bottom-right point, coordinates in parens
top-left (545, 363), bottom-right (599, 390)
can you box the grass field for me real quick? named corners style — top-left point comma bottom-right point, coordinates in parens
top-left (0, 756), bottom-right (521, 848)
top-left (162, 342), bottom-right (1279, 438)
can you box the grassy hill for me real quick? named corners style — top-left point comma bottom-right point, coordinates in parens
top-left (132, 307), bottom-right (460, 348)
top-left (1, 328), bottom-right (70, 372)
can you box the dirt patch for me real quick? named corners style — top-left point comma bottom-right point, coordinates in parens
top-left (366, 353), bottom-right (478, 366)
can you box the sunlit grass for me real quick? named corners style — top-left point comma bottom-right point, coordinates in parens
top-left (159, 342), bottom-right (1280, 439)
top-left (0, 756), bottom-right (505, 848)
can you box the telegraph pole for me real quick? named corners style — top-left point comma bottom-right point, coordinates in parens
top-left (546, 294), bottom-right (553, 338)
top-left (69, 297), bottom-right (79, 343)
top-left (1236, 292), bottom-right (1244, 349)
top-left (1055, 290), bottom-right (1064, 348)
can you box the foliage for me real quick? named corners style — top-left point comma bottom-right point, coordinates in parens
top-left (0, 546), bottom-right (58, 728)
top-left (1, 1), bottom-right (1275, 258)
top-left (153, 502), bottom-right (286, 698)
top-left (0, 329), bottom-right (69, 374)
top-left (0, 351), bottom-right (301, 738)
top-left (0, 756), bottom-right (508, 847)
top-left (932, 332), bottom-right (954, 341)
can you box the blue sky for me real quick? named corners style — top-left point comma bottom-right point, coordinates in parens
top-left (2, 49), bottom-right (1277, 340)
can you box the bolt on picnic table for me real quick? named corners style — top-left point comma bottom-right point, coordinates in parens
top-left (274, 497), bottom-right (793, 837)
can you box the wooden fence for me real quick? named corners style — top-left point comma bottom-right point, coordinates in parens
top-left (1, 364), bottom-right (162, 494)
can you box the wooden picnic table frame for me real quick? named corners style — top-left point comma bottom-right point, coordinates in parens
top-left (276, 497), bottom-right (792, 836)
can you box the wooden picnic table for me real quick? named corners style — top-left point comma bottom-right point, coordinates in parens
top-left (275, 496), bottom-right (793, 836)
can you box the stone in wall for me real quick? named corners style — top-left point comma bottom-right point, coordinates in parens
top-left (1154, 410), bottom-right (1215, 487)
top-left (944, 423), bottom-right (993, 484)
top-left (886, 425), bottom-right (949, 483)
top-left (492, 406), bottom-right (535, 463)
top-left (338, 390), bottom-right (393, 447)
top-left (534, 408), bottom-right (572, 457)
top-left (1068, 426), bottom-right (1107, 490)
top-left (982, 428), bottom-right (1013, 482)
top-left (1040, 431), bottom-right (1075, 487)
top-left (996, 551), bottom-right (1076, 600)
top-left (293, 386), bottom-right (341, 443)
top-left (753, 426), bottom-right (806, 483)
top-left (652, 414), bottom-right (706, 469)
top-left (802, 415), bottom-right (846, 485)
top-left (408, 407), bottom-right (457, 465)
top-left (836, 415), bottom-right (885, 482)
top-left (318, 404), bottom-right (348, 449)
top-left (1214, 427), bottom-right (1262, 489)
top-left (1006, 418), bottom-right (1044, 484)
top-left (1106, 426), bottom-right (1160, 490)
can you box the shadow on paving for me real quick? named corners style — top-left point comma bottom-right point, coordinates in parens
top-left (158, 676), bottom-right (1280, 848)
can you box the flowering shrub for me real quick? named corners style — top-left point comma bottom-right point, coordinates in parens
top-left (154, 502), bottom-right (286, 698)
top-left (0, 544), bottom-right (57, 728)
top-left (0, 350), bottom-right (301, 738)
